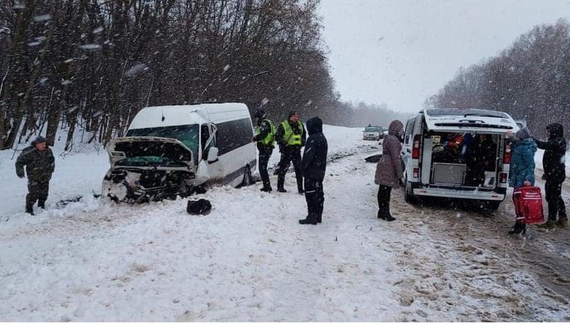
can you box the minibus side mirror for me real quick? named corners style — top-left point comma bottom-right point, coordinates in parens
top-left (207, 147), bottom-right (219, 163)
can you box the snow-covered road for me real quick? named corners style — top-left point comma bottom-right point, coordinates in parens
top-left (1, 126), bottom-right (569, 321)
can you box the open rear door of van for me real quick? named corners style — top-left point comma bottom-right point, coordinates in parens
top-left (414, 108), bottom-right (519, 201)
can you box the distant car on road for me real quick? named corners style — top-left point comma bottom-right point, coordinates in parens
top-left (363, 125), bottom-right (384, 140)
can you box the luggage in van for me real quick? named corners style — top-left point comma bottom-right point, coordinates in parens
top-left (402, 108), bottom-right (519, 208)
top-left (431, 162), bottom-right (466, 185)
top-left (513, 186), bottom-right (545, 224)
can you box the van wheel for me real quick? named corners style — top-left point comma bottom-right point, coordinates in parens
top-left (404, 178), bottom-right (418, 204)
top-left (241, 166), bottom-right (253, 187)
top-left (485, 201), bottom-right (501, 211)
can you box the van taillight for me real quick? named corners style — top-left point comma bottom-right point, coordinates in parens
top-left (503, 139), bottom-right (511, 164)
top-left (413, 168), bottom-right (419, 178)
top-left (500, 173), bottom-right (508, 183)
top-left (412, 135), bottom-right (421, 159)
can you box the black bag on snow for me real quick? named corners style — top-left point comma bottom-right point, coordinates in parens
top-left (187, 199), bottom-right (212, 215)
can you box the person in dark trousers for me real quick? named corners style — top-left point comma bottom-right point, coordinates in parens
top-left (15, 136), bottom-right (55, 215)
top-left (374, 120), bottom-right (404, 221)
top-left (299, 117), bottom-right (328, 225)
top-left (534, 123), bottom-right (567, 228)
top-left (252, 108), bottom-right (276, 192)
top-left (275, 110), bottom-right (306, 193)
top-left (506, 128), bottom-right (537, 235)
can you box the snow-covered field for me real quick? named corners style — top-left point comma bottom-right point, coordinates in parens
top-left (0, 125), bottom-right (569, 321)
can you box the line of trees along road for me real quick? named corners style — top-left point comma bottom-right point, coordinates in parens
top-left (428, 19), bottom-right (570, 143)
top-left (0, 0), bottom-right (341, 150)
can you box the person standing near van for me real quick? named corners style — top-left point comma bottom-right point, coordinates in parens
top-left (506, 128), bottom-right (537, 234)
top-left (299, 116), bottom-right (328, 225)
top-left (375, 120), bottom-right (404, 221)
top-left (252, 108), bottom-right (276, 192)
top-left (15, 136), bottom-right (55, 215)
top-left (534, 123), bottom-right (567, 228)
top-left (276, 111), bottom-right (306, 193)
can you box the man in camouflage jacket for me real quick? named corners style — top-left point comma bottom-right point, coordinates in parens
top-left (15, 136), bottom-right (55, 215)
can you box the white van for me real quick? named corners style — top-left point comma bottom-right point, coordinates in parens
top-left (401, 108), bottom-right (519, 209)
top-left (102, 103), bottom-right (256, 202)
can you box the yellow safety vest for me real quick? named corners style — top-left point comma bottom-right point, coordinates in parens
top-left (256, 119), bottom-right (276, 146)
top-left (282, 121), bottom-right (304, 146)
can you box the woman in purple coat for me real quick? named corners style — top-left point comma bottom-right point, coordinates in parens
top-left (375, 120), bottom-right (404, 221)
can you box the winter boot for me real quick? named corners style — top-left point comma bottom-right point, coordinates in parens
top-left (538, 220), bottom-right (556, 229)
top-left (557, 217), bottom-right (568, 228)
top-left (260, 186), bottom-right (272, 192)
top-left (377, 209), bottom-right (387, 220)
top-left (38, 200), bottom-right (46, 209)
top-left (299, 218), bottom-right (317, 225)
top-left (508, 222), bottom-right (526, 235)
top-left (25, 204), bottom-right (34, 216)
top-left (317, 215), bottom-right (322, 223)
top-left (383, 212), bottom-right (396, 222)
top-left (381, 207), bottom-right (396, 222)
top-left (277, 177), bottom-right (287, 193)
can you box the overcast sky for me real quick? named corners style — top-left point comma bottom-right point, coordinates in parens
top-left (319, 0), bottom-right (570, 113)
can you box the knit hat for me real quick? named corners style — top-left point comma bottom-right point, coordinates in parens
top-left (32, 136), bottom-right (46, 145)
top-left (516, 128), bottom-right (531, 140)
top-left (253, 108), bottom-right (267, 119)
top-left (288, 110), bottom-right (299, 118)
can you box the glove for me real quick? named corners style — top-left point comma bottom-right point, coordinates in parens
top-left (17, 173), bottom-right (25, 179)
top-left (279, 144), bottom-right (285, 153)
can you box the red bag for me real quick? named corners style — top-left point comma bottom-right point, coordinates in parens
top-left (513, 186), bottom-right (545, 225)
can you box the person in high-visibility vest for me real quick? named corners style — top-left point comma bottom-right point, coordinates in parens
top-left (252, 108), bottom-right (276, 192)
top-left (275, 110), bottom-right (306, 193)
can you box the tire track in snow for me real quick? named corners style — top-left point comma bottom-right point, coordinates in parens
top-left (388, 188), bottom-right (570, 321)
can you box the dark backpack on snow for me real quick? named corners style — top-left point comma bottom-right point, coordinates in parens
top-left (187, 199), bottom-right (212, 215)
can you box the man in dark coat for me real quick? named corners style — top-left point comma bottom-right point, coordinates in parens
top-left (534, 123), bottom-right (567, 228)
top-left (299, 117), bottom-right (328, 225)
top-left (15, 136), bottom-right (55, 215)
top-left (252, 108), bottom-right (276, 192)
top-left (275, 110), bottom-right (306, 193)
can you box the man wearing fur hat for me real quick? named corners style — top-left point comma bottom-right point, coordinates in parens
top-left (15, 136), bottom-right (55, 215)
top-left (275, 111), bottom-right (306, 193)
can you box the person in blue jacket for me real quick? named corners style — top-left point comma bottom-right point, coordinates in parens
top-left (506, 128), bottom-right (537, 235)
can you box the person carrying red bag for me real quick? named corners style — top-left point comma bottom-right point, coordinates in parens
top-left (506, 127), bottom-right (537, 235)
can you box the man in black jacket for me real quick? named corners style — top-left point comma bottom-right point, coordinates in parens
top-left (534, 123), bottom-right (567, 228)
top-left (275, 111), bottom-right (306, 193)
top-left (252, 108), bottom-right (276, 192)
top-left (15, 136), bottom-right (55, 215)
top-left (299, 117), bottom-right (328, 225)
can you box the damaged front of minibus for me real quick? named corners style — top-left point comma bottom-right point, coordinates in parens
top-left (101, 136), bottom-right (199, 203)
